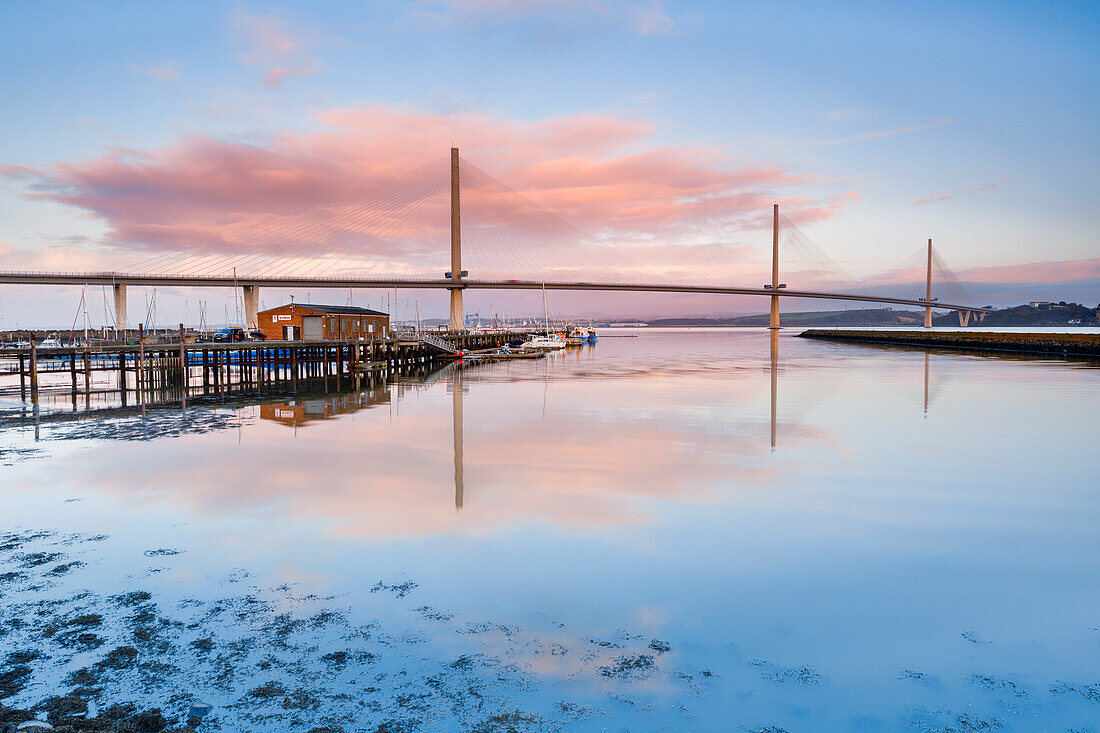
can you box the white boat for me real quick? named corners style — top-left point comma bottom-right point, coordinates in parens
top-left (522, 284), bottom-right (566, 350)
top-left (521, 334), bottom-right (566, 350)
top-left (39, 333), bottom-right (66, 348)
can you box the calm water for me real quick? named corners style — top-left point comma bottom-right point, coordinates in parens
top-left (1, 329), bottom-right (1098, 731)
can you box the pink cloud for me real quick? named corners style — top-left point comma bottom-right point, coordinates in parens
top-left (913, 191), bottom-right (950, 206)
top-left (129, 63), bottom-right (182, 83)
top-left (807, 119), bottom-right (956, 148)
top-left (957, 257), bottom-right (1100, 284)
top-left (229, 12), bottom-right (318, 86)
top-left (3, 105), bottom-right (855, 278)
top-left (405, 0), bottom-right (681, 36)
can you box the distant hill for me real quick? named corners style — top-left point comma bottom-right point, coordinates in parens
top-left (648, 309), bottom-right (925, 327)
top-left (647, 304), bottom-right (1100, 328)
top-left (969, 303), bottom-right (1098, 326)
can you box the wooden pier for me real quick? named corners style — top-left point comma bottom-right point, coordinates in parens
top-left (1, 328), bottom-right (522, 407)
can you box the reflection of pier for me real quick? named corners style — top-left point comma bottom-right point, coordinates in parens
top-left (259, 387), bottom-right (391, 429)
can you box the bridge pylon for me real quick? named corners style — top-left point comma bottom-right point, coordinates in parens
top-left (924, 238), bottom-right (933, 328)
top-left (113, 283), bottom-right (127, 333)
top-left (448, 147), bottom-right (466, 331)
top-left (768, 203), bottom-right (782, 329)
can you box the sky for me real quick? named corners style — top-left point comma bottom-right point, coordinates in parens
top-left (0, 0), bottom-right (1097, 327)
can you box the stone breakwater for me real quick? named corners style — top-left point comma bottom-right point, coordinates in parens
top-left (797, 329), bottom-right (1100, 357)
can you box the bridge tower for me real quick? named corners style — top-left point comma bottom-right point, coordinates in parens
top-left (924, 238), bottom-right (933, 328)
top-left (769, 203), bottom-right (781, 329)
top-left (113, 283), bottom-right (127, 333)
top-left (449, 147), bottom-right (466, 331)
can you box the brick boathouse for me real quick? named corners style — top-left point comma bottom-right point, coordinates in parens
top-left (256, 304), bottom-right (390, 341)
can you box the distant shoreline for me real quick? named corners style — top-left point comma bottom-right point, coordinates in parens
top-left (798, 328), bottom-right (1100, 357)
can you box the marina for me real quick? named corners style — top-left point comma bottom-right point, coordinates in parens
top-left (0, 329), bottom-right (524, 408)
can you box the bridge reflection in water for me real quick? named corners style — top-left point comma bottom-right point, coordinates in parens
top-left (0, 331), bottom-right (972, 547)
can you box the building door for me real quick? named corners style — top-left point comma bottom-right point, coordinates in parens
top-left (283, 325), bottom-right (300, 341)
top-left (302, 316), bottom-right (323, 341)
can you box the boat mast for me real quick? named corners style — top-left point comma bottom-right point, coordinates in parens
top-left (542, 283), bottom-right (548, 334)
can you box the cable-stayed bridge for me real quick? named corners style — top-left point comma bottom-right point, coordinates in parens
top-left (0, 149), bottom-right (991, 330)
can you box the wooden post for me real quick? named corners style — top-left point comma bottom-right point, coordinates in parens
top-left (324, 346), bottom-right (330, 393)
top-left (69, 348), bottom-right (78, 395)
top-left (118, 351), bottom-right (126, 397)
top-left (19, 351), bottom-right (26, 401)
top-left (83, 347), bottom-right (91, 394)
top-left (202, 349), bottom-right (209, 392)
top-left (29, 336), bottom-right (39, 404)
top-left (291, 344), bottom-right (298, 392)
top-left (137, 323), bottom-right (146, 402)
top-left (178, 324), bottom-right (187, 407)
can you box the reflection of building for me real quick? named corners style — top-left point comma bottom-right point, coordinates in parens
top-left (260, 389), bottom-right (390, 427)
top-left (257, 304), bottom-right (389, 342)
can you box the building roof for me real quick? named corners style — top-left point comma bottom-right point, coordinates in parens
top-left (260, 303), bottom-right (388, 317)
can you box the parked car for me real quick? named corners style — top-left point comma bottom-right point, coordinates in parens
top-left (248, 329), bottom-right (267, 341)
top-left (212, 327), bottom-right (247, 342)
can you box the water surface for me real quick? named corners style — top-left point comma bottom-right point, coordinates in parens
top-left (2, 329), bottom-right (1098, 731)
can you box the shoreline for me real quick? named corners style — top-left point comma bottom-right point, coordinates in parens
top-left (797, 328), bottom-right (1100, 357)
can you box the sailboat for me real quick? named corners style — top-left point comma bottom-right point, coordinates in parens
top-left (521, 284), bottom-right (565, 350)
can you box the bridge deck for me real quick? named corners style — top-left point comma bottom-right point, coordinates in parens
top-left (0, 271), bottom-right (991, 313)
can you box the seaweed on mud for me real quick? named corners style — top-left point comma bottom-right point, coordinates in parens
top-left (111, 590), bottom-right (153, 607)
top-left (247, 681), bottom-right (287, 700)
top-left (18, 551), bottom-right (63, 568)
top-left (1050, 681), bottom-right (1100, 702)
top-left (469, 710), bottom-right (544, 732)
top-left (589, 638), bottom-right (622, 649)
top-left (97, 645), bottom-right (140, 670)
top-left (969, 674), bottom-right (1030, 699)
top-left (309, 610), bottom-right (345, 629)
top-left (47, 614), bottom-right (105, 651)
top-left (413, 606), bottom-right (454, 622)
top-left (554, 701), bottom-right (599, 722)
top-left (0, 571), bottom-right (26, 585)
top-left (281, 688), bottom-right (321, 711)
top-left (647, 639), bottom-right (671, 654)
top-left (50, 561), bottom-right (84, 575)
top-left (372, 720), bottom-right (419, 733)
top-left (0, 530), bottom-right (53, 552)
top-left (144, 548), bottom-right (183, 557)
top-left (909, 708), bottom-right (1005, 732)
top-left (961, 631), bottom-right (990, 645)
top-left (599, 654), bottom-right (656, 680)
top-left (189, 636), bottom-right (214, 654)
top-left (0, 665), bottom-right (32, 700)
top-left (320, 651), bottom-right (349, 669)
top-left (749, 660), bottom-right (823, 685)
top-left (4, 650), bottom-right (42, 666)
top-left (370, 580), bottom-right (418, 599)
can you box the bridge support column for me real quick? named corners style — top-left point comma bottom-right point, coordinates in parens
top-left (242, 285), bottom-right (259, 329)
top-left (113, 284), bottom-right (127, 334)
top-left (448, 147), bottom-right (466, 331)
top-left (924, 238), bottom-right (933, 328)
top-left (769, 203), bottom-right (780, 329)
top-left (958, 309), bottom-right (971, 327)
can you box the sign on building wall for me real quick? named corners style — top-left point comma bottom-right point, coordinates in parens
top-left (272, 314), bottom-right (292, 323)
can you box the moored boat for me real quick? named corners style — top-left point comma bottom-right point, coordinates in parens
top-left (521, 334), bottom-right (566, 350)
